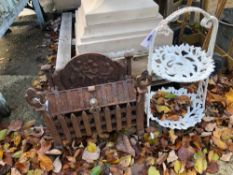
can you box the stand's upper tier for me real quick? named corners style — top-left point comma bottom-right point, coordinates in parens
top-left (151, 44), bottom-right (215, 83)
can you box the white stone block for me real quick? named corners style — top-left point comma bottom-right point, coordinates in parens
top-left (75, 0), bottom-right (174, 58)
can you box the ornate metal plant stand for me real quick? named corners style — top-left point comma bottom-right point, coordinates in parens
top-left (146, 7), bottom-right (218, 129)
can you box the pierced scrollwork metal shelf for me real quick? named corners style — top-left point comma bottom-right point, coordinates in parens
top-left (145, 7), bottom-right (218, 129)
top-left (151, 44), bottom-right (215, 83)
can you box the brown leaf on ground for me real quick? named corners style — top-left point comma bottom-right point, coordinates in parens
top-left (220, 152), bottom-right (232, 162)
top-left (23, 120), bottom-right (36, 130)
top-left (169, 130), bottom-right (178, 144)
top-left (11, 168), bottom-right (22, 175)
top-left (29, 126), bottom-right (44, 138)
top-left (206, 161), bottom-right (219, 174)
top-left (205, 123), bottom-right (216, 132)
top-left (8, 120), bottom-right (22, 132)
top-left (207, 92), bottom-right (226, 106)
top-left (116, 135), bottom-right (135, 157)
top-left (39, 138), bottom-right (52, 154)
top-left (178, 146), bottom-right (195, 162)
top-left (38, 153), bottom-right (53, 172)
top-left (167, 150), bottom-right (178, 163)
top-left (15, 161), bottom-right (30, 174)
top-left (53, 157), bottom-right (62, 173)
top-left (156, 153), bottom-right (168, 165)
top-left (212, 128), bottom-right (228, 150)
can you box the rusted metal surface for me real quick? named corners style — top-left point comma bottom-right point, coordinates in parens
top-left (53, 53), bottom-right (128, 90)
top-left (25, 88), bottom-right (46, 111)
top-left (47, 79), bottom-right (136, 116)
top-left (26, 53), bottom-right (147, 144)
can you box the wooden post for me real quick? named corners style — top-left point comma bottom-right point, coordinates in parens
top-left (202, 0), bottom-right (227, 50)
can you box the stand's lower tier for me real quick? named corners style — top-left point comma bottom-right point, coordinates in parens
top-left (146, 86), bottom-right (206, 130)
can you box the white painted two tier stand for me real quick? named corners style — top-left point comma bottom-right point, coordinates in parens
top-left (146, 7), bottom-right (219, 129)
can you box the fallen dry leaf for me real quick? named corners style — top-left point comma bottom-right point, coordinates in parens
top-left (0, 129), bottom-right (8, 141)
top-left (29, 126), bottom-right (44, 138)
top-left (8, 120), bottom-right (22, 132)
top-left (220, 152), bottom-right (232, 162)
top-left (169, 129), bottom-right (178, 144)
top-left (174, 160), bottom-right (185, 174)
top-left (205, 123), bottom-right (216, 132)
top-left (212, 128), bottom-right (228, 150)
top-left (11, 167), bottom-right (22, 175)
top-left (225, 88), bottom-right (233, 104)
top-left (206, 161), bottom-right (219, 174)
top-left (38, 153), bottom-right (53, 172)
top-left (208, 150), bottom-right (219, 162)
top-left (23, 120), bottom-right (36, 130)
top-left (12, 132), bottom-right (21, 147)
top-left (156, 153), bottom-right (168, 165)
top-left (167, 150), bottom-right (178, 163)
top-left (15, 161), bottom-right (30, 174)
top-left (53, 157), bottom-right (62, 173)
top-left (82, 147), bottom-right (100, 163)
top-left (45, 149), bottom-right (62, 156)
top-left (119, 155), bottom-right (132, 168)
top-left (178, 146), bottom-right (194, 162)
top-left (186, 169), bottom-right (197, 175)
top-left (148, 166), bottom-right (160, 175)
top-left (194, 156), bottom-right (207, 174)
top-left (116, 135), bottom-right (135, 157)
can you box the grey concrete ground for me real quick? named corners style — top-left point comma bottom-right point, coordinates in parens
top-left (0, 11), bottom-right (50, 122)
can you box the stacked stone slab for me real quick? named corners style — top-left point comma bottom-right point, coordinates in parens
top-left (75, 0), bottom-right (173, 58)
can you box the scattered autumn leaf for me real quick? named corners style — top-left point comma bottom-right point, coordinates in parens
top-left (11, 167), bottom-right (22, 175)
top-left (148, 166), bottom-right (160, 175)
top-left (225, 88), bottom-right (233, 104)
top-left (53, 157), bottom-right (62, 173)
top-left (8, 120), bottom-right (22, 132)
top-left (0, 129), bottom-right (8, 141)
top-left (220, 152), bottom-right (232, 162)
top-left (23, 120), bottom-right (36, 130)
top-left (156, 153), bottom-right (168, 165)
top-left (206, 161), bottom-right (219, 174)
top-left (87, 140), bottom-right (97, 153)
top-left (174, 160), bottom-right (184, 174)
top-left (194, 156), bottom-right (207, 174)
top-left (169, 129), bottom-right (178, 144)
top-left (12, 151), bottom-right (23, 159)
top-left (38, 153), bottom-right (53, 172)
top-left (167, 150), bottom-right (178, 163)
top-left (12, 132), bottom-right (21, 147)
top-left (45, 149), bottom-right (62, 156)
top-left (208, 150), bottom-right (219, 162)
top-left (119, 155), bottom-right (132, 168)
top-left (90, 165), bottom-right (102, 175)
top-left (15, 161), bottom-right (30, 174)
top-left (178, 146), bottom-right (194, 162)
top-left (212, 128), bottom-right (228, 150)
